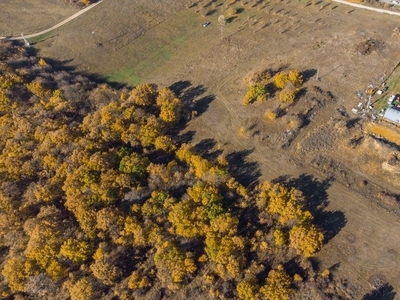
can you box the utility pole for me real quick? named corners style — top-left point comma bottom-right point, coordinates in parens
top-left (92, 31), bottom-right (101, 46)
top-left (218, 15), bottom-right (226, 40)
top-left (21, 33), bottom-right (30, 47)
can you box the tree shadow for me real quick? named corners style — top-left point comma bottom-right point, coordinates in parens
top-left (226, 149), bottom-right (261, 188)
top-left (227, 16), bottom-right (238, 23)
top-left (206, 9), bottom-right (217, 16)
top-left (176, 130), bottom-right (196, 145)
top-left (302, 69), bottom-right (317, 83)
top-left (363, 284), bottom-right (396, 300)
top-left (193, 138), bottom-right (223, 162)
top-left (180, 84), bottom-right (207, 105)
top-left (193, 95), bottom-right (215, 116)
top-left (280, 174), bottom-right (346, 243)
top-left (317, 210), bottom-right (346, 242)
top-left (169, 80), bottom-right (216, 119)
top-left (169, 80), bottom-right (192, 96)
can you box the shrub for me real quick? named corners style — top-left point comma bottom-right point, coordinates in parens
top-left (243, 84), bottom-right (267, 105)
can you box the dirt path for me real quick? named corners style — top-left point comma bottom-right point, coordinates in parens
top-left (333, 0), bottom-right (400, 16)
top-left (0, 0), bottom-right (104, 40)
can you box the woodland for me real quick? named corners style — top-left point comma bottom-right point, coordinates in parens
top-left (0, 41), bottom-right (360, 299)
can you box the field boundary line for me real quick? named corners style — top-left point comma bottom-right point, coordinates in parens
top-left (0, 0), bottom-right (104, 40)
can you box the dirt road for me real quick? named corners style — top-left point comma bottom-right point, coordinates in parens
top-left (333, 0), bottom-right (400, 16)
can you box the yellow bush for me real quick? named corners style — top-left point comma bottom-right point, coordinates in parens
top-left (265, 110), bottom-right (277, 120)
top-left (288, 70), bottom-right (303, 87)
top-left (278, 90), bottom-right (296, 104)
top-left (273, 72), bottom-right (288, 89)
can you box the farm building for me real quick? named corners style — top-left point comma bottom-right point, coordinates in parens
top-left (384, 107), bottom-right (400, 124)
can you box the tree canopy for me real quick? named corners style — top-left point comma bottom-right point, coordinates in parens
top-left (0, 41), bottom-right (346, 299)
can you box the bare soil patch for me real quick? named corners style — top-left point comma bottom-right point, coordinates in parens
top-left (3, 0), bottom-right (400, 296)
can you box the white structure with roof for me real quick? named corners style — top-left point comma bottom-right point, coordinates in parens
top-left (384, 107), bottom-right (400, 124)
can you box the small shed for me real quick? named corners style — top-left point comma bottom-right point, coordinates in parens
top-left (384, 107), bottom-right (400, 124)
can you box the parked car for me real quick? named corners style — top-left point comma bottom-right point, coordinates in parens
top-left (202, 22), bottom-right (211, 27)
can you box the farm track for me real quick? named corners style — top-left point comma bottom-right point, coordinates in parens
top-left (333, 0), bottom-right (400, 16)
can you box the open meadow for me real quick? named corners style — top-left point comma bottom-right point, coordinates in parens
top-left (2, 0), bottom-right (400, 297)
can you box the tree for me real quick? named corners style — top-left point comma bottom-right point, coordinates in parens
top-left (154, 241), bottom-right (196, 289)
top-left (273, 229), bottom-right (286, 247)
top-left (236, 280), bottom-right (260, 300)
top-left (129, 83), bottom-right (158, 106)
top-left (260, 265), bottom-right (292, 300)
top-left (273, 72), bottom-right (288, 89)
top-left (289, 224), bottom-right (324, 257)
top-left (278, 90), bottom-right (296, 104)
top-left (1, 256), bottom-right (27, 292)
top-left (119, 152), bottom-right (149, 179)
top-left (59, 238), bottom-right (92, 263)
top-left (67, 277), bottom-right (100, 300)
top-left (243, 84), bottom-right (267, 105)
top-left (288, 70), bottom-right (303, 87)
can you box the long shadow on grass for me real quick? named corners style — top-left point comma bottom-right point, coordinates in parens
top-left (226, 149), bottom-right (261, 189)
top-left (302, 69), bottom-right (317, 83)
top-left (363, 283), bottom-right (396, 300)
top-left (170, 80), bottom-right (215, 118)
top-left (193, 138), bottom-right (223, 162)
top-left (277, 174), bottom-right (347, 243)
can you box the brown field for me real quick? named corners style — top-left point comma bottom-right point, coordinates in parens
top-left (2, 0), bottom-right (400, 296)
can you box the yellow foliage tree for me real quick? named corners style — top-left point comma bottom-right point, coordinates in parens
top-left (236, 280), bottom-right (260, 300)
top-left (1, 256), bottom-right (27, 292)
top-left (154, 241), bottom-right (197, 287)
top-left (260, 265), bottom-right (292, 300)
top-left (273, 72), bottom-right (288, 89)
top-left (129, 83), bottom-right (158, 106)
top-left (59, 238), bottom-right (92, 263)
top-left (289, 224), bottom-right (324, 257)
top-left (278, 90), bottom-right (296, 104)
top-left (288, 70), bottom-right (303, 87)
top-left (273, 229), bottom-right (286, 247)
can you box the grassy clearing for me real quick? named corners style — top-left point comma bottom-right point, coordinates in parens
top-left (105, 9), bottom-right (206, 85)
top-left (365, 122), bottom-right (400, 146)
top-left (104, 1), bottom-right (256, 86)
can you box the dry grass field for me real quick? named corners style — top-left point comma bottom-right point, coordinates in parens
top-left (0, 0), bottom-right (79, 37)
top-left (2, 0), bottom-right (400, 297)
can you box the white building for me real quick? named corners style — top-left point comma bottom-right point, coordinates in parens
top-left (384, 107), bottom-right (400, 124)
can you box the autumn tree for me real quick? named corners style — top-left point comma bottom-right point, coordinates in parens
top-left (129, 83), bottom-right (158, 106)
top-left (260, 265), bottom-right (292, 300)
top-left (289, 224), bottom-right (324, 257)
top-left (243, 84), bottom-right (267, 105)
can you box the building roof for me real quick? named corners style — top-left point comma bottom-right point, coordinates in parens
top-left (384, 107), bottom-right (400, 124)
